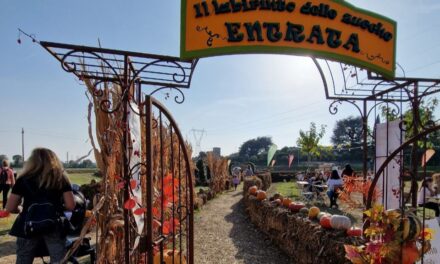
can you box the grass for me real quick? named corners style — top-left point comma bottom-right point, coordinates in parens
top-left (0, 215), bottom-right (16, 236)
top-left (68, 173), bottom-right (101, 186)
top-left (195, 186), bottom-right (209, 193)
top-left (269, 181), bottom-right (301, 199)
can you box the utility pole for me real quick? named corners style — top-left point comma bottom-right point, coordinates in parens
top-left (21, 128), bottom-right (25, 161)
top-left (67, 152), bottom-right (69, 163)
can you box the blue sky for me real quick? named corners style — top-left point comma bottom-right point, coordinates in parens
top-left (1, 0), bottom-right (440, 161)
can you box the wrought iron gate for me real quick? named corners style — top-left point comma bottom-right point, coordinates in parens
top-left (143, 95), bottom-right (194, 264)
top-left (39, 40), bottom-right (197, 263)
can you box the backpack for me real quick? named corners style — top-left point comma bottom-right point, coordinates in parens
top-left (0, 169), bottom-right (8, 184)
top-left (22, 181), bottom-right (62, 237)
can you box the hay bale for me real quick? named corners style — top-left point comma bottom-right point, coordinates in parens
top-left (243, 192), bottom-right (363, 264)
top-left (255, 171), bottom-right (272, 190)
top-left (194, 197), bottom-right (203, 210)
top-left (243, 176), bottom-right (263, 196)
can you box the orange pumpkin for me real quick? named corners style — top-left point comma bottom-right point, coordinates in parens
top-left (288, 202), bottom-right (305, 212)
top-left (346, 227), bottom-right (363, 237)
top-left (308, 207), bottom-right (320, 219)
top-left (248, 186), bottom-right (258, 195)
top-left (320, 216), bottom-right (332, 229)
top-left (273, 199), bottom-right (282, 206)
top-left (282, 198), bottom-right (292, 207)
top-left (154, 250), bottom-right (187, 264)
top-left (256, 190), bottom-right (267, 201)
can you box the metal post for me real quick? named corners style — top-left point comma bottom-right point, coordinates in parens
top-left (145, 96), bottom-right (154, 264)
top-left (362, 100), bottom-right (368, 205)
top-left (122, 55), bottom-right (130, 264)
top-left (410, 82), bottom-right (419, 207)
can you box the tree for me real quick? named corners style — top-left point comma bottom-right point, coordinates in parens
top-left (12, 155), bottom-right (24, 167)
top-left (296, 122), bottom-right (326, 163)
top-left (80, 159), bottom-right (95, 168)
top-left (381, 98), bottom-right (439, 147)
top-left (238, 137), bottom-right (273, 160)
top-left (331, 116), bottom-right (364, 162)
top-left (195, 159), bottom-right (207, 185)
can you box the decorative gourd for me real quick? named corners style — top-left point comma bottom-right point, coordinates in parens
top-left (346, 227), bottom-right (363, 237)
top-left (272, 193), bottom-right (284, 201)
top-left (273, 199), bottom-right (282, 206)
top-left (299, 207), bottom-right (309, 216)
top-left (391, 210), bottom-right (422, 241)
top-left (288, 202), bottom-right (305, 213)
top-left (248, 186), bottom-right (258, 196)
top-left (330, 215), bottom-right (352, 230)
top-left (320, 215), bottom-right (332, 229)
top-left (308, 207), bottom-right (320, 219)
top-left (404, 213), bottom-right (422, 241)
top-left (282, 198), bottom-right (292, 207)
top-left (256, 190), bottom-right (267, 201)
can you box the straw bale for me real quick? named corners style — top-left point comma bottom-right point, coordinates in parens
top-left (243, 176), bottom-right (263, 195)
top-left (244, 195), bottom-right (362, 264)
top-left (255, 171), bottom-right (272, 190)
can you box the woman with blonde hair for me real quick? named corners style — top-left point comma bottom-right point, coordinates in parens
top-left (0, 159), bottom-right (15, 209)
top-left (4, 148), bottom-right (75, 264)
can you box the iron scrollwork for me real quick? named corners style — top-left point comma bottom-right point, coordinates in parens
top-left (150, 87), bottom-right (185, 104)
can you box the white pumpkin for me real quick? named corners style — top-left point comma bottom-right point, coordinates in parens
top-left (330, 215), bottom-right (351, 230)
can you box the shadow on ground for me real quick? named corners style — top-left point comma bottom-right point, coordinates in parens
top-left (0, 239), bottom-right (16, 258)
top-left (224, 198), bottom-right (291, 264)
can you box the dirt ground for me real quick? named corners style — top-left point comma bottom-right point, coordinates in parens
top-left (194, 187), bottom-right (291, 264)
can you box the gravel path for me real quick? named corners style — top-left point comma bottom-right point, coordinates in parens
top-left (194, 187), bottom-right (291, 264)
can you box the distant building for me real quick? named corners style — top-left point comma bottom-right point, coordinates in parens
top-left (213, 147), bottom-right (221, 157)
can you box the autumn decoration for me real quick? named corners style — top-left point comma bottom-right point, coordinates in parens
top-left (338, 176), bottom-right (382, 208)
top-left (344, 205), bottom-right (434, 264)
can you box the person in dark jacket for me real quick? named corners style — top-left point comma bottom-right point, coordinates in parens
top-left (0, 159), bottom-right (15, 209)
top-left (4, 148), bottom-right (75, 264)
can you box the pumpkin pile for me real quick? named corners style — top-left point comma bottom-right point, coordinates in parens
top-left (247, 185), bottom-right (267, 201)
top-left (344, 205), bottom-right (434, 264)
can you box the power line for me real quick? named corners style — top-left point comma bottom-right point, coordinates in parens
top-left (208, 107), bottom-right (329, 135)
top-left (208, 100), bottom-right (323, 132)
top-left (407, 59), bottom-right (440, 74)
top-left (208, 102), bottom-right (326, 134)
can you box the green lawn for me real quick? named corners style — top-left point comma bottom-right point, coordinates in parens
top-left (68, 172), bottom-right (101, 186)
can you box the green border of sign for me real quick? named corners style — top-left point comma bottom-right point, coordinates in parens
top-left (180, 0), bottom-right (397, 79)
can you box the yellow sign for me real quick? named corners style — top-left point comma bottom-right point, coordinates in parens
top-left (181, 0), bottom-right (397, 78)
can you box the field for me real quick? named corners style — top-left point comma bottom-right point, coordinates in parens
top-left (68, 172), bottom-right (101, 185)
